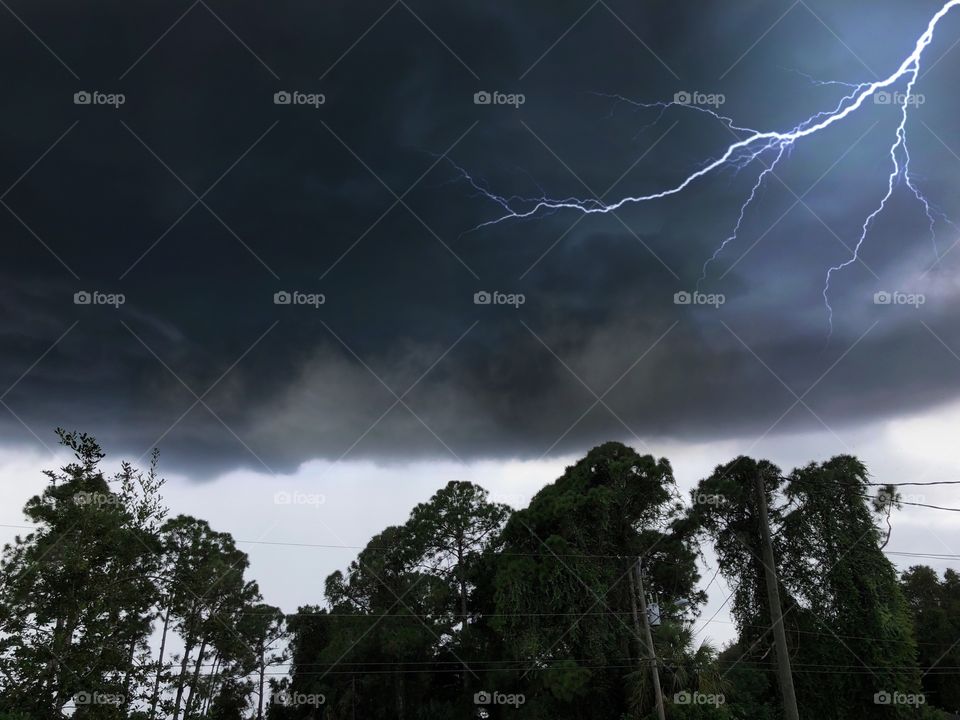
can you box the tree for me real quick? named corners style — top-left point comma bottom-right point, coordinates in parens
top-left (901, 565), bottom-right (960, 711)
top-left (0, 430), bottom-right (165, 718)
top-left (282, 483), bottom-right (511, 720)
top-left (489, 442), bottom-right (702, 719)
top-left (408, 481), bottom-right (509, 623)
top-left (691, 457), bottom-right (784, 647)
top-left (268, 606), bottom-right (332, 720)
top-left (781, 457), bottom-right (921, 719)
top-left (406, 481), bottom-right (509, 684)
top-left (320, 525), bottom-right (452, 719)
top-left (0, 431), bottom-right (310, 718)
top-left (694, 455), bottom-right (925, 720)
top-left (207, 678), bottom-right (251, 720)
top-left (239, 603), bottom-right (287, 719)
top-left (157, 515), bottom-right (261, 720)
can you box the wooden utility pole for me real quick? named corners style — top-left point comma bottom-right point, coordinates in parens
top-left (634, 560), bottom-right (666, 720)
top-left (754, 473), bottom-right (800, 720)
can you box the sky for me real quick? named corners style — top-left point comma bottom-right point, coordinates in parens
top-left (2, 0), bottom-right (960, 646)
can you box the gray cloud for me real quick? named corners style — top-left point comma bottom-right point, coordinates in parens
top-left (2, 0), bottom-right (960, 476)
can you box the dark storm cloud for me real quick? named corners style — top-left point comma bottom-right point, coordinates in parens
top-left (2, 0), bottom-right (960, 475)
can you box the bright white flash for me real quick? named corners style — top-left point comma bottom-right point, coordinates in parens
top-left (457, 0), bottom-right (960, 334)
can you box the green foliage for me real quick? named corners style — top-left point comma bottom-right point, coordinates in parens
top-left (695, 455), bottom-right (927, 720)
top-left (692, 456), bottom-right (784, 639)
top-left (714, 649), bottom-right (779, 720)
top-left (488, 442), bottom-right (701, 719)
top-left (206, 679), bottom-right (250, 719)
top-left (0, 429), bottom-right (165, 717)
top-left (0, 430), bottom-right (287, 719)
top-left (901, 565), bottom-right (960, 711)
top-left (781, 457), bottom-right (921, 719)
top-left (1, 434), bottom-right (954, 719)
top-left (155, 515), bottom-right (265, 719)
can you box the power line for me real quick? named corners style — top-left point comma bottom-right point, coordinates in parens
top-left (233, 538), bottom-right (639, 559)
top-left (775, 473), bottom-right (960, 488)
top-left (231, 609), bottom-right (951, 648)
top-left (863, 480), bottom-right (960, 487)
top-left (6, 524), bottom-right (959, 562)
top-left (251, 664), bottom-right (960, 676)
top-left (0, 524), bottom-right (648, 560)
top-left (785, 476), bottom-right (960, 512)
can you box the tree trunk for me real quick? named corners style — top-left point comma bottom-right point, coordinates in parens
top-left (627, 562), bottom-right (644, 662)
top-left (202, 651), bottom-right (221, 717)
top-left (184, 635), bottom-right (209, 719)
top-left (121, 636), bottom-right (137, 714)
top-left (457, 540), bottom-right (468, 689)
top-left (395, 668), bottom-right (405, 720)
top-left (257, 641), bottom-right (266, 720)
top-left (41, 615), bottom-right (65, 713)
top-left (49, 611), bottom-right (79, 715)
top-left (150, 606), bottom-right (171, 720)
top-left (171, 633), bottom-right (196, 720)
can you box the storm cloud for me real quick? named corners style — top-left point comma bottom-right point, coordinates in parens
top-left (2, 0), bottom-right (960, 476)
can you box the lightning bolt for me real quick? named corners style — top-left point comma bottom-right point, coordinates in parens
top-left (455, 1), bottom-right (960, 334)
top-left (699, 142), bottom-right (787, 289)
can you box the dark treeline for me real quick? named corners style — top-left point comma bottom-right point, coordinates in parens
top-left (0, 432), bottom-right (958, 719)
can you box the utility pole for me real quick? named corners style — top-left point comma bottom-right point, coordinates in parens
top-left (754, 472), bottom-right (800, 720)
top-left (633, 559), bottom-right (666, 720)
